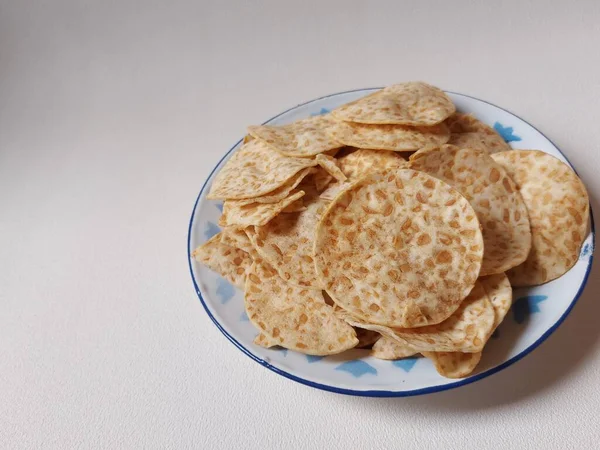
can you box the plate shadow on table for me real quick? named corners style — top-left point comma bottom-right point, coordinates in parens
top-left (336, 193), bottom-right (599, 412)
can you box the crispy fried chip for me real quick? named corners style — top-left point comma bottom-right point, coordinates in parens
top-left (446, 113), bottom-right (511, 154)
top-left (372, 337), bottom-right (418, 360)
top-left (338, 149), bottom-right (407, 179)
top-left (332, 82), bottom-right (455, 125)
top-left (220, 227), bottom-right (260, 259)
top-left (339, 282), bottom-right (494, 353)
top-left (207, 140), bottom-right (316, 200)
top-left (220, 190), bottom-right (306, 228)
top-left (319, 181), bottom-right (353, 201)
top-left (244, 260), bottom-right (358, 355)
top-left (423, 273), bottom-right (512, 377)
top-left (409, 145), bottom-right (531, 275)
top-left (254, 333), bottom-right (278, 348)
top-left (492, 150), bottom-right (589, 286)
top-left (315, 169), bottom-right (483, 328)
top-left (231, 168), bottom-right (314, 206)
top-left (327, 121), bottom-right (450, 151)
top-left (248, 115), bottom-right (342, 157)
top-left (314, 169), bottom-right (334, 192)
top-left (315, 154), bottom-right (347, 182)
top-left (247, 186), bottom-right (329, 288)
top-left (192, 233), bottom-right (253, 289)
top-left (426, 352), bottom-right (482, 378)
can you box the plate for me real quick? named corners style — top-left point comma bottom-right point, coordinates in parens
top-left (187, 88), bottom-right (595, 397)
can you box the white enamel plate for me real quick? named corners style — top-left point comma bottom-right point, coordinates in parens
top-left (188, 89), bottom-right (595, 397)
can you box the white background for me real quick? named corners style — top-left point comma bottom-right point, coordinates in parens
top-left (2, 1), bottom-right (600, 449)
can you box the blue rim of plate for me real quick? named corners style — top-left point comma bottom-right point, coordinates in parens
top-left (187, 88), bottom-right (596, 397)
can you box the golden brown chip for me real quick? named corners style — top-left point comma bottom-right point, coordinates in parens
top-left (219, 190), bottom-right (305, 228)
top-left (192, 233), bottom-right (253, 289)
top-left (254, 333), bottom-right (279, 348)
top-left (246, 186), bottom-right (329, 288)
top-left (332, 82), bottom-right (455, 125)
top-left (337, 282), bottom-right (494, 353)
top-left (372, 337), bottom-right (418, 360)
top-left (220, 227), bottom-right (260, 260)
top-left (244, 260), bottom-right (358, 355)
top-left (492, 150), bottom-right (589, 286)
top-left (423, 273), bottom-right (512, 377)
top-left (409, 145), bottom-right (531, 275)
top-left (327, 121), bottom-right (450, 151)
top-left (338, 149), bottom-right (407, 179)
top-left (231, 167), bottom-right (314, 206)
top-left (315, 154), bottom-right (347, 182)
top-left (315, 169), bottom-right (483, 328)
top-left (425, 352), bottom-right (482, 378)
top-left (314, 169), bottom-right (334, 192)
top-left (207, 140), bottom-right (316, 200)
top-left (248, 115), bottom-right (343, 157)
top-left (446, 113), bottom-right (511, 154)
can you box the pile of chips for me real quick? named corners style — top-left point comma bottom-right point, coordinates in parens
top-left (194, 82), bottom-right (590, 378)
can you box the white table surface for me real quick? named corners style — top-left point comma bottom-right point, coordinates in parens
top-left (2, 1), bottom-right (600, 448)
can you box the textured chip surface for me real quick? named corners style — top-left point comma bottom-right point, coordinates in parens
top-left (336, 282), bottom-right (494, 353)
top-left (244, 260), bottom-right (358, 355)
top-left (332, 82), bottom-right (455, 125)
top-left (446, 113), bottom-right (511, 154)
top-left (425, 352), bottom-right (482, 378)
top-left (372, 337), bottom-right (418, 360)
top-left (338, 149), bottom-right (407, 179)
top-left (248, 115), bottom-right (342, 157)
top-left (254, 333), bottom-right (278, 348)
top-left (220, 190), bottom-right (306, 228)
top-left (192, 233), bottom-right (253, 289)
top-left (315, 154), bottom-right (347, 182)
top-left (315, 169), bottom-right (484, 327)
top-left (328, 120), bottom-right (450, 151)
top-left (423, 273), bottom-right (512, 377)
top-left (410, 145), bottom-right (531, 275)
top-left (247, 185), bottom-right (329, 288)
top-left (231, 167), bottom-right (314, 206)
top-left (492, 150), bottom-right (589, 286)
top-left (220, 227), bottom-right (260, 259)
top-left (207, 140), bottom-right (316, 200)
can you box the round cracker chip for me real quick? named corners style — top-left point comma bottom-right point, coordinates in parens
top-left (327, 121), bottom-right (450, 152)
top-left (492, 150), bottom-right (590, 286)
top-left (446, 113), bottom-right (511, 154)
top-left (247, 186), bottom-right (329, 289)
top-left (315, 153), bottom-right (347, 182)
top-left (207, 140), bottom-right (316, 200)
top-left (338, 149), bottom-right (407, 179)
top-left (336, 282), bottom-right (494, 353)
top-left (332, 82), bottom-right (455, 126)
top-left (423, 273), bottom-right (512, 377)
top-left (244, 260), bottom-right (358, 355)
top-left (248, 115), bottom-right (343, 157)
top-left (219, 190), bottom-right (306, 228)
top-left (315, 169), bottom-right (484, 328)
top-left (220, 227), bottom-right (260, 260)
top-left (372, 336), bottom-right (418, 360)
top-left (254, 333), bottom-right (278, 349)
top-left (409, 145), bottom-right (532, 276)
top-left (424, 351), bottom-right (482, 379)
top-left (192, 233), bottom-right (253, 289)
top-left (232, 167), bottom-right (314, 206)
top-left (480, 272), bottom-right (513, 328)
